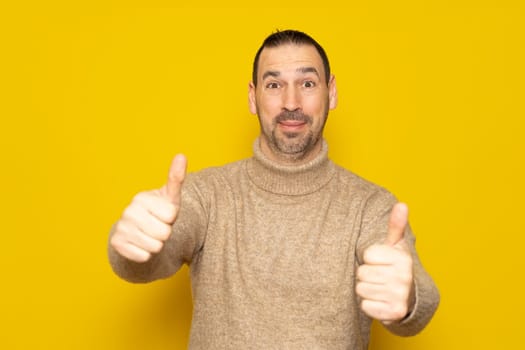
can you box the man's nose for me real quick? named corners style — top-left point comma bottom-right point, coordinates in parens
top-left (282, 86), bottom-right (301, 111)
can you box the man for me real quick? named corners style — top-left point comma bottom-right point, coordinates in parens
top-left (108, 30), bottom-right (439, 349)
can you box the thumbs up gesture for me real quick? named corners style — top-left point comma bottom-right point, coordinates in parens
top-left (356, 203), bottom-right (416, 323)
top-left (110, 155), bottom-right (187, 263)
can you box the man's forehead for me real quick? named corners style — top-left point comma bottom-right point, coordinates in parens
top-left (258, 44), bottom-right (324, 73)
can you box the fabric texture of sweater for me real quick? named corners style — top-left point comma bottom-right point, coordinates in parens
top-left (109, 139), bottom-right (440, 349)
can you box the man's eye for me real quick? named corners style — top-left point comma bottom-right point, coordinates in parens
top-left (266, 82), bottom-right (280, 89)
top-left (303, 81), bottom-right (316, 88)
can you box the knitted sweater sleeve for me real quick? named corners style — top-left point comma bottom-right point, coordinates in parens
top-left (356, 188), bottom-right (440, 336)
top-left (107, 172), bottom-right (209, 283)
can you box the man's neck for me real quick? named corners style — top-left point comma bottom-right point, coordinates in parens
top-left (248, 137), bottom-right (335, 196)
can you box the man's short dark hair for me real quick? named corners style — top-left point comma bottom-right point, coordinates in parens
top-left (252, 29), bottom-right (331, 87)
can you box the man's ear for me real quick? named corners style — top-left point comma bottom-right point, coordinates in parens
top-left (248, 81), bottom-right (257, 115)
top-left (328, 75), bottom-right (338, 110)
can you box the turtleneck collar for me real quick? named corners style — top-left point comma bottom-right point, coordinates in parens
top-left (246, 138), bottom-right (337, 196)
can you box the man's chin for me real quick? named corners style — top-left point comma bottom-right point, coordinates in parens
top-left (281, 131), bottom-right (301, 139)
top-left (275, 139), bottom-right (309, 156)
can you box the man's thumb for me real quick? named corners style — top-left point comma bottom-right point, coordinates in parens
top-left (385, 202), bottom-right (409, 246)
top-left (165, 154), bottom-right (187, 203)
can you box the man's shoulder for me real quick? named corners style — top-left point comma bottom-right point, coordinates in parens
top-left (332, 163), bottom-right (394, 200)
top-left (185, 158), bottom-right (248, 183)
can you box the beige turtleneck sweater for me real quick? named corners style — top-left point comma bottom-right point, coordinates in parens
top-left (108, 139), bottom-right (439, 349)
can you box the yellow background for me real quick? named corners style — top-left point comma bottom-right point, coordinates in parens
top-left (2, 1), bottom-right (524, 349)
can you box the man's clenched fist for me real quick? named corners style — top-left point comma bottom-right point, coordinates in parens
top-left (356, 203), bottom-right (416, 323)
top-left (110, 154), bottom-right (187, 263)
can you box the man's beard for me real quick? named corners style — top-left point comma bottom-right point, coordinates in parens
top-left (264, 110), bottom-right (323, 160)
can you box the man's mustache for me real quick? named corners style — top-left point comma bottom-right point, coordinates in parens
top-left (275, 111), bottom-right (312, 124)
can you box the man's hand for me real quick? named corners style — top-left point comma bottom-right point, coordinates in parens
top-left (356, 203), bottom-right (415, 323)
top-left (110, 154), bottom-right (187, 263)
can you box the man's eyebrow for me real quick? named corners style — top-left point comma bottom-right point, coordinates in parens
top-left (261, 67), bottom-right (320, 81)
top-left (262, 70), bottom-right (280, 81)
top-left (297, 66), bottom-right (320, 78)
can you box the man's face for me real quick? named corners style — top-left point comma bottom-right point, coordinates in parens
top-left (249, 43), bottom-right (337, 164)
